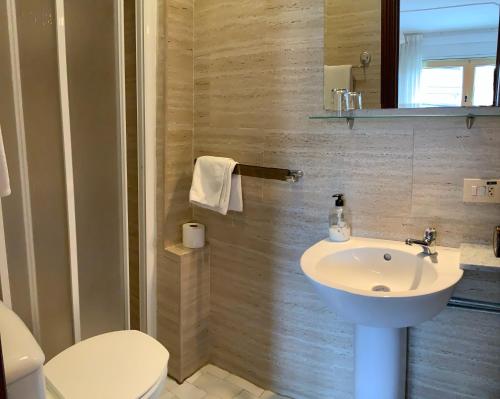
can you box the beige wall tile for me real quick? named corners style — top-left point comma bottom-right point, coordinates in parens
top-left (325, 0), bottom-right (381, 108)
top-left (154, 0), bottom-right (500, 397)
top-left (164, 0), bottom-right (195, 246)
top-left (192, 1), bottom-right (500, 398)
top-left (157, 245), bottom-right (210, 382)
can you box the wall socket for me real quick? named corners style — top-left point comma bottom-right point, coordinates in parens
top-left (463, 179), bottom-right (500, 203)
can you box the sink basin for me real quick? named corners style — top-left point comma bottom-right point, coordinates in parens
top-left (301, 236), bottom-right (463, 399)
top-left (301, 236), bottom-right (463, 328)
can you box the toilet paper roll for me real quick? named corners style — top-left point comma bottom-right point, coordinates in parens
top-left (182, 223), bottom-right (205, 249)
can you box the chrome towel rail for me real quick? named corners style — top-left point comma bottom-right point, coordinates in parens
top-left (448, 297), bottom-right (500, 314)
top-left (194, 159), bottom-right (304, 183)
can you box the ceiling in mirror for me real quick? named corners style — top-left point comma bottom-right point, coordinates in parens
top-left (324, 0), bottom-right (500, 110)
top-left (400, 0), bottom-right (499, 33)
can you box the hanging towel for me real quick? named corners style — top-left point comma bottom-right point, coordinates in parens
top-left (190, 156), bottom-right (243, 215)
top-left (228, 173), bottom-right (243, 212)
top-left (0, 126), bottom-right (11, 198)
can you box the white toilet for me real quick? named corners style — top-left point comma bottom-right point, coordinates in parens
top-left (0, 301), bottom-right (169, 399)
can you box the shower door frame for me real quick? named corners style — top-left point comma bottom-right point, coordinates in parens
top-left (0, 0), bottom-right (158, 341)
top-left (53, 0), bottom-right (132, 342)
top-left (3, 0), bottom-right (43, 340)
top-left (136, 0), bottom-right (158, 337)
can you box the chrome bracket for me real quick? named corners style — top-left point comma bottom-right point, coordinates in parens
top-left (286, 170), bottom-right (304, 183)
top-left (466, 115), bottom-right (475, 129)
top-left (359, 51), bottom-right (372, 68)
top-left (346, 117), bottom-right (354, 129)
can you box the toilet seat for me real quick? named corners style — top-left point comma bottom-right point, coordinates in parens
top-left (44, 330), bottom-right (169, 399)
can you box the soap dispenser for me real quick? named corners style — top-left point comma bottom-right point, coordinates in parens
top-left (329, 194), bottom-right (351, 242)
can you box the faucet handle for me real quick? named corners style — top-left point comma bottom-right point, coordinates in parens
top-left (424, 227), bottom-right (437, 241)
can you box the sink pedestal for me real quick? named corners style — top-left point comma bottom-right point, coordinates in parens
top-left (301, 238), bottom-right (463, 399)
top-left (355, 326), bottom-right (407, 399)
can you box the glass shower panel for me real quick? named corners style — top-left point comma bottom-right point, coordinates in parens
top-left (64, 0), bottom-right (127, 339)
top-left (15, 0), bottom-right (74, 359)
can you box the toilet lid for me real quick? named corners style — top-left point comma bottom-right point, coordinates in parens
top-left (44, 330), bottom-right (169, 399)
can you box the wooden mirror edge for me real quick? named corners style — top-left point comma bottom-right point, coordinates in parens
top-left (494, 13), bottom-right (500, 106)
top-left (381, 0), bottom-right (399, 109)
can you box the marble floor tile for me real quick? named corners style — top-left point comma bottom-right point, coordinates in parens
top-left (171, 382), bottom-right (207, 399)
top-left (225, 374), bottom-right (264, 397)
top-left (201, 364), bottom-right (231, 379)
top-left (192, 373), bottom-right (243, 399)
top-left (234, 391), bottom-right (260, 399)
top-left (161, 364), bottom-right (284, 399)
top-left (165, 377), bottom-right (181, 391)
top-left (159, 390), bottom-right (177, 399)
top-left (186, 369), bottom-right (204, 384)
top-left (260, 391), bottom-right (288, 399)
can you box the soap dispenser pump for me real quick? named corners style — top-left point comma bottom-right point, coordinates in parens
top-left (329, 194), bottom-right (351, 242)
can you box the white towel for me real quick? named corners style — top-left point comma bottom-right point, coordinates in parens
top-left (324, 65), bottom-right (353, 110)
top-left (0, 126), bottom-right (11, 198)
top-left (190, 156), bottom-right (243, 215)
top-left (228, 174), bottom-right (243, 212)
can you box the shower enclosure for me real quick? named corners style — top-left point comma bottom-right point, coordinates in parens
top-left (0, 0), bottom-right (157, 360)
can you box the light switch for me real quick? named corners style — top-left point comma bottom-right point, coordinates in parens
top-left (464, 179), bottom-right (500, 203)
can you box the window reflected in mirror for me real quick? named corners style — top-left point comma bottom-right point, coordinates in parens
top-left (398, 0), bottom-right (499, 108)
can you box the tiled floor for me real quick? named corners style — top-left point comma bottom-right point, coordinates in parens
top-left (160, 364), bottom-right (288, 399)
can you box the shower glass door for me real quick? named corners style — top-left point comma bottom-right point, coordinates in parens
top-left (64, 0), bottom-right (128, 341)
top-left (0, 0), bottom-right (129, 359)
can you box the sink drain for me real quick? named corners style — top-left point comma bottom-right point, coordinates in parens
top-left (372, 285), bottom-right (391, 292)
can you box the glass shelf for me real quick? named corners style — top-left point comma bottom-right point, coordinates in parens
top-left (309, 110), bottom-right (500, 129)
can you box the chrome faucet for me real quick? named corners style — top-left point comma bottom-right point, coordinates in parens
top-left (405, 227), bottom-right (438, 255)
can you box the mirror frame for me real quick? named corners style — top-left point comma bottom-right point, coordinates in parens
top-left (381, 0), bottom-right (500, 108)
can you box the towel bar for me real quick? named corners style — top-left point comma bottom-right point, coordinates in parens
top-left (194, 158), bottom-right (304, 183)
top-left (447, 297), bottom-right (500, 314)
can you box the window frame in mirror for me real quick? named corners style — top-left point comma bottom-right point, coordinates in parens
top-left (381, 0), bottom-right (500, 109)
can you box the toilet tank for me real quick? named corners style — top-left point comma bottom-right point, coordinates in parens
top-left (0, 301), bottom-right (46, 399)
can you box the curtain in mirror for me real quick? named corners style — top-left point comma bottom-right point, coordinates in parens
top-left (398, 33), bottom-right (423, 108)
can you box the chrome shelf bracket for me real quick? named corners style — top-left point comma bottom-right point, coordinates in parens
top-left (346, 117), bottom-right (354, 129)
top-left (466, 115), bottom-right (475, 129)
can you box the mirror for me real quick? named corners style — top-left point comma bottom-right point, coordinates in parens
top-left (324, 0), bottom-right (500, 110)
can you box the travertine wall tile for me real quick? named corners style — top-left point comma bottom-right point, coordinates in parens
top-left (179, 246), bottom-right (211, 379)
top-left (192, 1), bottom-right (500, 398)
top-left (411, 127), bottom-right (500, 245)
top-left (325, 0), bottom-right (381, 108)
top-left (408, 308), bottom-right (500, 399)
top-left (342, 126), bottom-right (414, 217)
top-left (164, 0), bottom-right (195, 245)
top-left (157, 0), bottom-right (210, 382)
top-left (452, 270), bottom-right (500, 303)
top-left (157, 250), bottom-right (182, 376)
top-left (157, 245), bottom-right (210, 382)
top-left (209, 239), bottom-right (353, 398)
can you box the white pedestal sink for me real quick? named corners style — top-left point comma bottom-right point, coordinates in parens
top-left (300, 237), bottom-right (463, 399)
